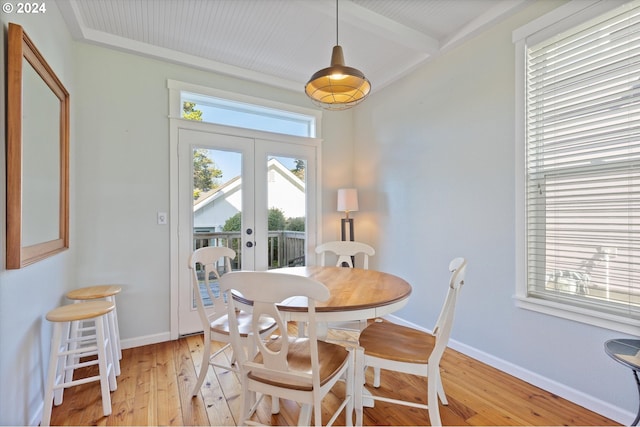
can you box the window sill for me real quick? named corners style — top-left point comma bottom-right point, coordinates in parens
top-left (514, 296), bottom-right (640, 336)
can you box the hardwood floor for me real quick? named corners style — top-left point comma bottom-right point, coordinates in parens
top-left (49, 330), bottom-right (619, 426)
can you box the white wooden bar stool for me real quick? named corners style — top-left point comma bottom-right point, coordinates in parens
top-left (66, 285), bottom-right (122, 375)
top-left (42, 301), bottom-right (117, 426)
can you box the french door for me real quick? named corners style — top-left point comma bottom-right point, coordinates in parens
top-left (175, 123), bottom-right (319, 335)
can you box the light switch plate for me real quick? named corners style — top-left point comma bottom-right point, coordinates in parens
top-left (157, 212), bottom-right (168, 225)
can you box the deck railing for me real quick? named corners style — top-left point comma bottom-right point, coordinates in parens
top-left (193, 230), bottom-right (305, 269)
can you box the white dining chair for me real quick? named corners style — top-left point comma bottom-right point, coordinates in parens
top-left (315, 241), bottom-right (376, 336)
top-left (357, 257), bottom-right (467, 427)
top-left (220, 270), bottom-right (356, 426)
top-left (315, 241), bottom-right (375, 269)
top-left (189, 246), bottom-right (277, 397)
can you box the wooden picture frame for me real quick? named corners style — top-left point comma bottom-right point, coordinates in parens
top-left (6, 23), bottom-right (69, 269)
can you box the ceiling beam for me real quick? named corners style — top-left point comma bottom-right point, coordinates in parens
top-left (305, 0), bottom-right (440, 55)
top-left (441, 0), bottom-right (530, 51)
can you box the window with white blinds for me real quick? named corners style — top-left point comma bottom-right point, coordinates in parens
top-left (521, 0), bottom-right (640, 326)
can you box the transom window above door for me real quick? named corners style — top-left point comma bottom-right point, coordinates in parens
top-left (181, 91), bottom-right (318, 138)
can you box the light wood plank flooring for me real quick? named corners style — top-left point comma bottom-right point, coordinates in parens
top-left (49, 330), bottom-right (619, 426)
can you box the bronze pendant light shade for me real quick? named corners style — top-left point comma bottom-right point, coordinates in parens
top-left (305, 0), bottom-right (371, 110)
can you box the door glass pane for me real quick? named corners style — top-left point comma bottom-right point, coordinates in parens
top-left (192, 147), bottom-right (242, 307)
top-left (267, 155), bottom-right (306, 269)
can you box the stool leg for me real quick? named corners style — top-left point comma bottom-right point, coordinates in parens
top-left (63, 320), bottom-right (80, 387)
top-left (109, 296), bottom-right (122, 360)
top-left (102, 314), bottom-right (117, 391)
top-left (106, 303), bottom-right (121, 376)
top-left (42, 323), bottom-right (63, 426)
top-left (54, 321), bottom-right (73, 405)
top-left (95, 315), bottom-right (113, 416)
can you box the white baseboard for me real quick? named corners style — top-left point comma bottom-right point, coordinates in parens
top-left (384, 314), bottom-right (634, 425)
top-left (120, 332), bottom-right (172, 350)
top-left (28, 332), bottom-right (171, 426)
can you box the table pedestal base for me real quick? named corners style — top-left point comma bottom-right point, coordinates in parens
top-left (604, 339), bottom-right (640, 427)
top-left (632, 370), bottom-right (640, 426)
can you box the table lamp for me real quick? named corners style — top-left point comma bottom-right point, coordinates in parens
top-left (337, 188), bottom-right (358, 241)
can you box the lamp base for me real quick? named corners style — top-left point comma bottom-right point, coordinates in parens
top-left (341, 218), bottom-right (354, 242)
top-left (340, 218), bottom-right (355, 267)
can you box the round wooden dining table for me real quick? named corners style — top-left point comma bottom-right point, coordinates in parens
top-left (231, 265), bottom-right (411, 420)
top-left (267, 265), bottom-right (413, 323)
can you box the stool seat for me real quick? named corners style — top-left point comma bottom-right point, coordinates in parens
top-left (66, 285), bottom-right (122, 300)
top-left (66, 285), bottom-right (123, 368)
top-left (46, 301), bottom-right (115, 323)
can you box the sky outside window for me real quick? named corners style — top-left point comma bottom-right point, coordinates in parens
top-left (183, 92), bottom-right (313, 181)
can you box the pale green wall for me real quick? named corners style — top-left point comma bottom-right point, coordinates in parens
top-left (0, 7), bottom-right (76, 425)
top-left (71, 43), bottom-right (354, 341)
top-left (355, 0), bottom-right (636, 422)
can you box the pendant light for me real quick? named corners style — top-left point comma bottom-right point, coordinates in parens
top-left (305, 0), bottom-right (371, 110)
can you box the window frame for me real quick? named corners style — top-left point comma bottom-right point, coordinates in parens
top-left (513, 0), bottom-right (640, 334)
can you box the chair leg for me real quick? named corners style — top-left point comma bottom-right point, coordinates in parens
top-left (436, 371), bottom-right (448, 405)
top-left (373, 367), bottom-right (381, 388)
top-left (427, 365), bottom-right (442, 427)
top-left (240, 380), bottom-right (256, 425)
top-left (192, 333), bottom-right (210, 396)
top-left (354, 348), bottom-right (364, 427)
top-left (297, 321), bottom-right (306, 337)
top-left (298, 403), bottom-right (313, 426)
top-left (345, 349), bottom-right (355, 427)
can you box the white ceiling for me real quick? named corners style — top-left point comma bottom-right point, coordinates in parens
top-left (57, 0), bottom-right (529, 93)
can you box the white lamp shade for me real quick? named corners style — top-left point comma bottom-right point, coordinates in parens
top-left (337, 188), bottom-right (359, 212)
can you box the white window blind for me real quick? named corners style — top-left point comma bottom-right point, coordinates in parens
top-left (525, 0), bottom-right (640, 321)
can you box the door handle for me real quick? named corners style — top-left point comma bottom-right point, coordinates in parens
top-left (245, 228), bottom-right (254, 247)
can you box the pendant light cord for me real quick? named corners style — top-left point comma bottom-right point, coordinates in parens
top-left (336, 0), bottom-right (339, 45)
